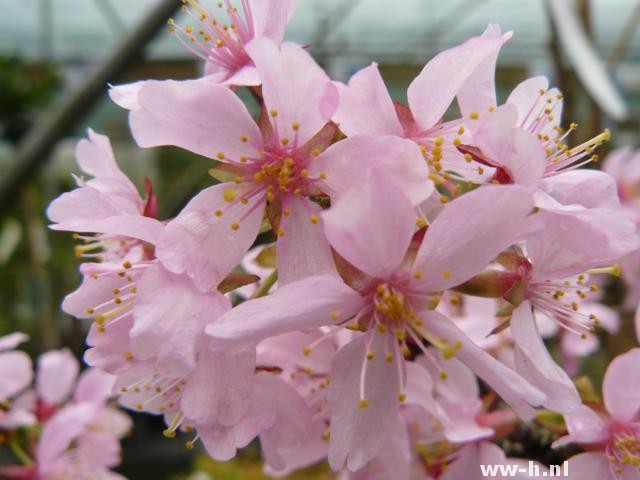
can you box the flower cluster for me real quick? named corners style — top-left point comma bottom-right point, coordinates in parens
top-left (45, 1), bottom-right (640, 478)
top-left (0, 333), bottom-right (131, 479)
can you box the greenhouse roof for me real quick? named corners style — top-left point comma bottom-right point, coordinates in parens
top-left (1, 0), bottom-right (640, 66)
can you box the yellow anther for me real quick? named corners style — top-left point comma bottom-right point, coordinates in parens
top-left (441, 270), bottom-right (452, 279)
top-left (376, 324), bottom-right (387, 333)
top-left (469, 111), bottom-right (479, 120)
top-left (123, 261), bottom-right (132, 269)
top-left (163, 429), bottom-right (176, 439)
top-left (413, 270), bottom-right (423, 279)
top-left (281, 137), bottom-right (290, 146)
top-left (319, 172), bottom-right (327, 180)
top-left (277, 227), bottom-right (286, 237)
top-left (240, 134), bottom-right (248, 142)
top-left (216, 151), bottom-right (225, 160)
top-left (394, 329), bottom-right (406, 341)
top-left (434, 136), bottom-right (444, 146)
top-left (270, 109), bottom-right (278, 117)
top-left (230, 223), bottom-right (240, 231)
top-left (440, 370), bottom-right (448, 380)
top-left (292, 122), bottom-right (300, 131)
top-left (439, 195), bottom-right (449, 204)
top-left (310, 214), bottom-right (319, 224)
top-left (125, 351), bottom-right (134, 361)
top-left (223, 188), bottom-right (237, 202)
top-left (330, 310), bottom-right (339, 320)
top-left (453, 137), bottom-right (461, 146)
top-left (457, 126), bottom-right (465, 135)
top-left (358, 399), bottom-right (369, 409)
top-left (302, 346), bottom-right (312, 356)
top-left (385, 352), bottom-right (394, 363)
top-left (416, 217), bottom-right (427, 228)
top-left (366, 351), bottom-right (375, 361)
top-left (464, 153), bottom-right (473, 163)
top-left (86, 307), bottom-right (95, 315)
top-left (214, 209), bottom-right (223, 217)
top-left (398, 393), bottom-right (407, 403)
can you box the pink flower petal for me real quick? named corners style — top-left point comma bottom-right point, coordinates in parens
top-left (528, 209), bottom-right (638, 279)
top-left (310, 134), bottom-right (432, 206)
top-left (328, 334), bottom-right (400, 471)
top-left (0, 351), bottom-right (33, 401)
top-left (36, 349), bottom-right (79, 405)
top-left (247, 0), bottom-right (297, 43)
top-left (414, 185), bottom-right (534, 292)
top-left (48, 190), bottom-right (164, 243)
top-left (74, 368), bottom-right (116, 405)
top-left (246, 38), bottom-right (338, 146)
top-left (511, 302), bottom-right (581, 414)
top-left (552, 405), bottom-right (608, 447)
top-left (130, 263), bottom-right (230, 377)
top-left (62, 263), bottom-right (128, 320)
top-left (345, 418), bottom-right (412, 480)
top-left (84, 315), bottom-right (133, 374)
top-left (538, 170), bottom-right (620, 210)
top-left (0, 332), bottom-right (28, 351)
top-left (36, 403), bottom-right (96, 470)
top-left (276, 196), bottom-right (338, 286)
top-left (457, 24), bottom-right (512, 116)
top-left (259, 374), bottom-right (316, 473)
top-left (407, 30), bottom-right (510, 130)
top-left (156, 182), bottom-right (265, 293)
top-left (219, 64), bottom-right (261, 86)
top-left (206, 275), bottom-right (363, 347)
top-left (76, 130), bottom-right (138, 195)
top-left (130, 78), bottom-right (262, 161)
top-left (603, 347), bottom-right (640, 422)
top-left (333, 63), bottom-right (403, 137)
top-left (108, 81), bottom-right (146, 110)
top-left (197, 373), bottom-right (278, 461)
top-left (421, 310), bottom-right (546, 419)
top-left (565, 452), bottom-right (611, 479)
top-left (181, 348), bottom-right (255, 427)
top-left (474, 106), bottom-right (546, 190)
top-left (321, 168), bottom-right (416, 279)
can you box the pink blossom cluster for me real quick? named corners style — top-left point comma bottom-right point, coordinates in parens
top-left (0, 333), bottom-right (131, 479)
top-left (42, 1), bottom-right (640, 478)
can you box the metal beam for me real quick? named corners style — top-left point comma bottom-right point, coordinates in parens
top-left (0, 0), bottom-right (182, 212)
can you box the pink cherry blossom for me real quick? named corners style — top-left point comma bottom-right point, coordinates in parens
top-left (47, 129), bottom-right (163, 261)
top-left (126, 38), bottom-right (428, 291)
top-left (207, 175), bottom-right (546, 471)
top-left (557, 348), bottom-right (640, 479)
top-left (334, 24), bottom-right (511, 184)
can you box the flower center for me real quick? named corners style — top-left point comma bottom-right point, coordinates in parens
top-left (169, 0), bottom-right (254, 74)
top-left (607, 430), bottom-right (640, 477)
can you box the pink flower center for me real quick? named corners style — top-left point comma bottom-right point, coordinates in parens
top-left (213, 122), bottom-right (329, 233)
top-left (526, 273), bottom-right (602, 336)
top-left (518, 88), bottom-right (610, 176)
top-left (606, 429), bottom-right (640, 478)
top-left (169, 0), bottom-right (255, 76)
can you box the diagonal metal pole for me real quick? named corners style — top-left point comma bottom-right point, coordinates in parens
top-left (0, 0), bottom-right (182, 212)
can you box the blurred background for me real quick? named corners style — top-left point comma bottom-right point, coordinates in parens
top-left (0, 0), bottom-right (639, 478)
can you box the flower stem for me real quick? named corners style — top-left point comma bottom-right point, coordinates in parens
top-left (8, 438), bottom-right (34, 467)
top-left (254, 270), bottom-right (278, 298)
